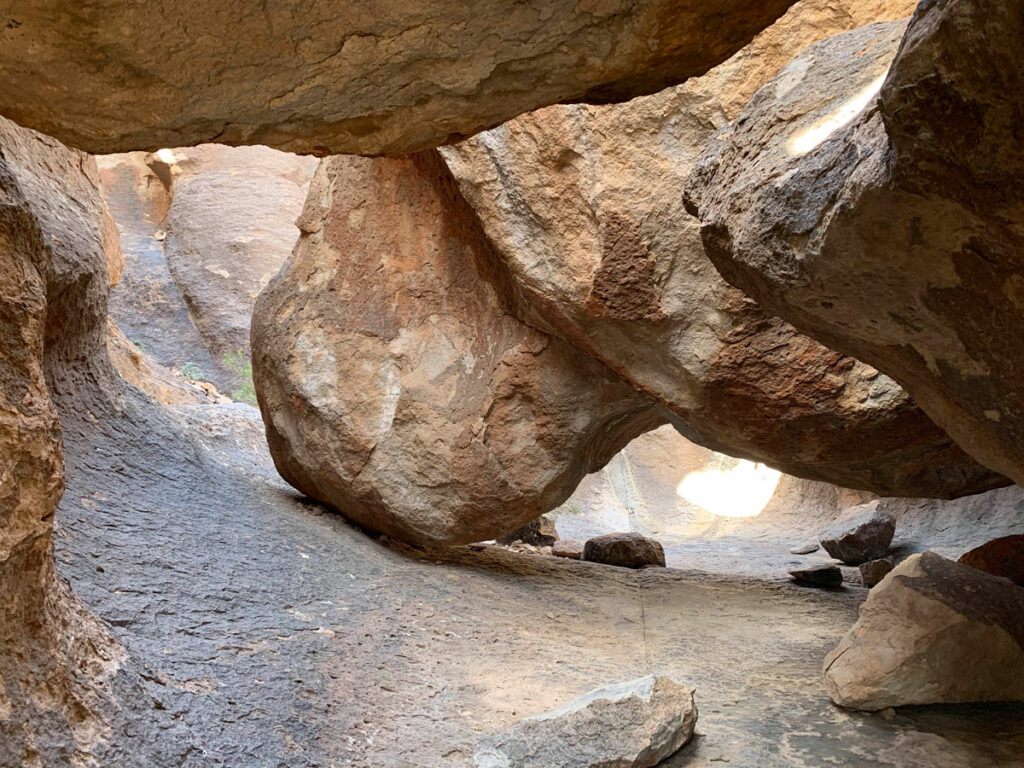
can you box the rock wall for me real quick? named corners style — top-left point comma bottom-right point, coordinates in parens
top-left (0, 116), bottom-right (161, 768)
top-left (0, 0), bottom-right (797, 156)
top-left (685, 0), bottom-right (1024, 486)
top-left (98, 146), bottom-right (316, 394)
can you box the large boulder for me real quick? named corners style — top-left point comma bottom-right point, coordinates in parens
top-left (439, 0), bottom-right (1004, 499)
top-left (959, 535), bottom-right (1024, 587)
top-left (824, 552), bottom-right (1024, 710)
top-left (685, 0), bottom-right (1024, 486)
top-left (99, 146), bottom-right (316, 394)
top-left (474, 676), bottom-right (696, 768)
top-left (251, 151), bottom-right (665, 546)
top-left (1, 0), bottom-right (796, 157)
top-left (0, 116), bottom-right (145, 767)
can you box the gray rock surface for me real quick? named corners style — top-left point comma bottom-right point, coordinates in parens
top-left (584, 533), bottom-right (666, 569)
top-left (791, 543), bottom-right (820, 555)
top-left (1, 0), bottom-right (797, 157)
top-left (789, 565), bottom-right (843, 588)
top-left (474, 676), bottom-right (696, 768)
top-left (820, 503), bottom-right (895, 565)
top-left (825, 552), bottom-right (1024, 710)
top-left (685, 0), bottom-right (1024, 486)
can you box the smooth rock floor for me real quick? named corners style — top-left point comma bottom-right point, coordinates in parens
top-left (55, 396), bottom-right (1024, 767)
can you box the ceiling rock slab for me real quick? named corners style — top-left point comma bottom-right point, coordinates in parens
top-left (251, 151), bottom-right (665, 547)
top-left (685, 0), bottom-right (1024, 485)
top-left (440, 0), bottom-right (1004, 498)
top-left (0, 0), bottom-right (798, 157)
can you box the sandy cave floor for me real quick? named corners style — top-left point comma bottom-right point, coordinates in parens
top-left (53, 395), bottom-right (1024, 767)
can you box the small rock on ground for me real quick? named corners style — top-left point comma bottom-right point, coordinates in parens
top-left (859, 558), bottom-right (895, 588)
top-left (584, 532), bottom-right (665, 569)
top-left (552, 539), bottom-right (585, 560)
top-left (820, 502), bottom-right (895, 565)
top-left (790, 543), bottom-right (820, 555)
top-left (474, 675), bottom-right (696, 768)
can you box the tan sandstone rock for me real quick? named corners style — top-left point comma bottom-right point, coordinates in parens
top-left (1, 0), bottom-right (796, 157)
top-left (439, 0), bottom-right (1003, 499)
top-left (685, 0), bottom-right (1024, 486)
top-left (0, 116), bottom-right (135, 767)
top-left (824, 552), bottom-right (1024, 710)
top-left (251, 151), bottom-right (665, 546)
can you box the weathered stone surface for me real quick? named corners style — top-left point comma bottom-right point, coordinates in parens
top-left (583, 532), bottom-right (666, 569)
top-left (1, 0), bottom-right (797, 157)
top-left (440, 0), bottom-right (1003, 499)
top-left (789, 564), bottom-right (843, 588)
top-left (858, 558), bottom-right (894, 588)
top-left (252, 151), bottom-right (664, 546)
top-left (496, 515), bottom-right (559, 547)
top-left (99, 146), bottom-right (315, 394)
top-left (959, 535), bottom-right (1024, 587)
top-left (474, 675), bottom-right (696, 768)
top-left (824, 552), bottom-right (1024, 710)
top-left (0, 115), bottom-right (155, 768)
top-left (791, 543), bottom-right (820, 555)
top-left (685, 0), bottom-right (1024, 486)
top-left (820, 502), bottom-right (895, 565)
top-left (552, 539), bottom-right (586, 560)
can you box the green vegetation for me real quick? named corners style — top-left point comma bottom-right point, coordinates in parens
top-left (179, 361), bottom-right (204, 381)
top-left (223, 349), bottom-right (257, 406)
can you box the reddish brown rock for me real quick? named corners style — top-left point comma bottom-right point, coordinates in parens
top-left (251, 151), bottom-right (664, 546)
top-left (439, 0), bottom-right (1003, 499)
top-left (859, 558), bottom-right (895, 588)
top-left (552, 539), bottom-right (586, 560)
top-left (583, 532), bottom-right (666, 569)
top-left (959, 535), bottom-right (1024, 587)
top-left (1, 0), bottom-right (796, 157)
top-left (685, 0), bottom-right (1024, 486)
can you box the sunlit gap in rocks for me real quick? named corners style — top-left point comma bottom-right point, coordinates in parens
top-left (787, 72), bottom-right (887, 156)
top-left (675, 460), bottom-right (782, 518)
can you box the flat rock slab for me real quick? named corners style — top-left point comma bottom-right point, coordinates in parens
top-left (820, 502), bottom-right (895, 565)
top-left (474, 675), bottom-right (696, 768)
top-left (790, 543), bottom-right (820, 555)
top-left (584, 533), bottom-right (665, 569)
top-left (789, 564), bottom-right (843, 588)
top-left (552, 539), bottom-right (585, 560)
top-left (825, 552), bottom-right (1024, 710)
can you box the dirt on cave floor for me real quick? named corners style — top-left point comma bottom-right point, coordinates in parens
top-left (53, 390), bottom-right (1024, 768)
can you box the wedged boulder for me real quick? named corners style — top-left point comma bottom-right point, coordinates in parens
top-left (99, 146), bottom-right (316, 395)
top-left (251, 151), bottom-right (665, 546)
top-left (959, 535), bottom-right (1024, 587)
top-left (496, 515), bottom-right (559, 547)
top-left (824, 552), bottom-right (1024, 710)
top-left (439, 0), bottom-right (1003, 499)
top-left (583, 533), bottom-right (666, 569)
top-left (474, 676), bottom-right (696, 768)
top-left (820, 502), bottom-right (895, 565)
top-left (685, 0), bottom-right (1024, 486)
top-left (1, 0), bottom-right (796, 157)
top-left (0, 116), bottom-right (147, 767)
